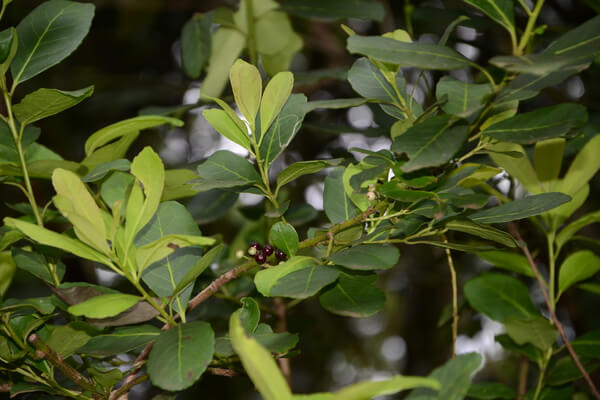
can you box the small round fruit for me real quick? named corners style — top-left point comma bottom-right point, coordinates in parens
top-left (255, 252), bottom-right (267, 264)
top-left (275, 249), bottom-right (287, 261)
top-left (248, 242), bottom-right (262, 256)
top-left (262, 244), bottom-right (274, 256)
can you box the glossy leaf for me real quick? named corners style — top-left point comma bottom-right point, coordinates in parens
top-left (445, 219), bottom-right (516, 248)
top-left (464, 273), bottom-right (539, 322)
top-left (277, 159), bottom-right (342, 189)
top-left (0, 296), bottom-right (55, 314)
top-left (558, 251), bottom-right (600, 300)
top-left (282, 0), bottom-right (385, 21)
top-left (504, 316), bottom-right (557, 351)
top-left (181, 12), bottom-right (212, 79)
top-left (481, 103), bottom-right (587, 144)
top-left (477, 251), bottom-right (534, 277)
top-left (11, 0), bottom-right (95, 85)
top-left (68, 293), bottom-right (140, 319)
top-left (327, 245), bottom-right (399, 270)
top-left (230, 59), bottom-right (262, 131)
top-left (469, 193), bottom-right (571, 224)
top-left (332, 375), bottom-right (440, 400)
top-left (260, 71), bottom-right (294, 135)
top-left (229, 313), bottom-right (293, 400)
top-left (14, 86), bottom-right (94, 126)
top-left (435, 76), bottom-right (492, 117)
top-left (203, 108), bottom-right (251, 150)
top-left (269, 222), bottom-right (299, 257)
top-left (462, 0), bottom-right (515, 34)
top-left (195, 150), bottom-right (262, 191)
top-left (0, 27), bottom-right (16, 66)
top-left (392, 115), bottom-right (469, 172)
top-left (320, 271), bottom-right (385, 318)
top-left (147, 321), bottom-right (215, 391)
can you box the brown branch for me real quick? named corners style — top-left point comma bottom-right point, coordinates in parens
top-left (111, 374), bottom-right (148, 400)
top-left (517, 355), bottom-right (529, 400)
top-left (207, 368), bottom-right (239, 377)
top-left (508, 223), bottom-right (600, 399)
top-left (28, 334), bottom-right (103, 400)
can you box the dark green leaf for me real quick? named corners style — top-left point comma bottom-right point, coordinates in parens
top-left (14, 86), bottom-right (94, 126)
top-left (444, 219), bottom-right (516, 248)
top-left (545, 14), bottom-right (600, 59)
top-left (188, 189), bottom-right (238, 224)
top-left (0, 27), bottom-right (16, 64)
top-left (195, 150), bottom-right (262, 191)
top-left (571, 330), bottom-right (600, 358)
top-left (82, 159), bottom-right (131, 183)
top-left (282, 0), bottom-right (385, 21)
top-left (11, 0), bottom-right (95, 85)
top-left (333, 376), bottom-right (440, 400)
top-left (1, 296), bottom-right (56, 314)
top-left (236, 297), bottom-right (260, 334)
top-left (378, 182), bottom-right (436, 202)
top-left (546, 356), bottom-right (600, 386)
top-left (469, 193), bottom-right (571, 224)
top-left (46, 324), bottom-right (91, 358)
top-left (467, 382), bottom-right (516, 400)
top-left (557, 250), bottom-right (600, 300)
top-left (327, 245), bottom-right (400, 271)
top-left (504, 316), bottom-right (557, 351)
top-left (490, 53), bottom-right (584, 75)
top-left (147, 321), bottom-right (215, 391)
top-left (215, 323), bottom-right (299, 357)
top-left (305, 98), bottom-right (366, 113)
top-left (12, 248), bottom-right (65, 285)
top-left (324, 167), bottom-right (359, 224)
top-left (481, 103), bottom-right (587, 144)
top-left (347, 58), bottom-right (399, 102)
top-left (269, 222), bottom-right (299, 257)
top-left (100, 171), bottom-right (134, 210)
top-left (462, 0), bottom-right (515, 34)
top-left (181, 12), bottom-right (212, 79)
top-left (556, 210), bottom-right (600, 252)
top-left (435, 76), bottom-right (492, 117)
top-left (277, 159), bottom-right (342, 189)
top-left (464, 273), bottom-right (539, 322)
top-left (78, 325), bottom-right (161, 356)
top-left (477, 251), bottom-right (534, 277)
top-left (495, 334), bottom-right (543, 362)
top-left (173, 244), bottom-right (223, 295)
top-left (319, 271), bottom-right (385, 318)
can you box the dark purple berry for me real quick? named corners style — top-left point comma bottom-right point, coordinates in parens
top-left (275, 249), bottom-right (287, 261)
top-left (263, 244), bottom-right (274, 256)
top-left (255, 251), bottom-right (267, 264)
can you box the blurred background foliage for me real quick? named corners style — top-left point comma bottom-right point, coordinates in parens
top-left (2, 0), bottom-right (600, 398)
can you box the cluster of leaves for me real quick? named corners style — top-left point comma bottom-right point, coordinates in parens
top-left (0, 0), bottom-right (599, 399)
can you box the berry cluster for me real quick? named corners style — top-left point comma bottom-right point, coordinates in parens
top-left (248, 242), bottom-right (287, 265)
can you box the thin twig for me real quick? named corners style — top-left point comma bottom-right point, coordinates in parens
top-left (442, 234), bottom-right (459, 358)
top-left (508, 223), bottom-right (600, 399)
top-left (207, 368), bottom-right (240, 377)
top-left (111, 374), bottom-right (148, 400)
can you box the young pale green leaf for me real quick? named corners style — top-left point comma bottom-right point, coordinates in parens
top-left (147, 321), bottom-right (215, 391)
top-left (229, 313), bottom-right (293, 400)
top-left (469, 193), bottom-right (571, 224)
top-left (487, 142), bottom-right (539, 193)
top-left (560, 134), bottom-right (600, 197)
top-left (319, 272), bottom-right (385, 318)
top-left (332, 376), bottom-right (440, 400)
top-left (255, 256), bottom-right (338, 299)
top-left (406, 353), bottom-right (482, 400)
top-left (504, 316), bottom-right (557, 351)
top-left (327, 245), bottom-right (399, 271)
top-left (11, 0), bottom-right (95, 85)
top-left (255, 11), bottom-right (295, 56)
top-left (78, 324), bottom-right (160, 356)
top-left (173, 244), bottom-right (223, 295)
top-left (534, 138), bottom-right (565, 182)
top-left (347, 58), bottom-right (399, 102)
top-left (14, 86), bottom-right (94, 126)
top-left (392, 115), bottom-right (469, 172)
top-left (202, 28), bottom-right (245, 98)
top-left (203, 108), bottom-right (251, 150)
top-left (269, 222), bottom-right (299, 257)
top-left (477, 251), bottom-right (534, 277)
top-left (84, 116), bottom-right (183, 156)
top-left (260, 72), bottom-right (293, 135)
top-left (181, 12), bottom-right (212, 79)
top-left (462, 0), bottom-right (515, 35)
top-left (282, 0), bottom-right (385, 21)
top-left (277, 159), bottom-right (342, 189)
top-left (556, 209), bottom-right (600, 253)
top-left (162, 169), bottom-right (199, 201)
top-left (444, 220), bottom-right (516, 248)
top-left (236, 297), bottom-right (261, 334)
top-left (230, 59), bottom-right (262, 131)
top-left (435, 76), bottom-right (492, 117)
top-left (481, 103), bottom-right (587, 144)
top-left (293, 395), bottom-right (333, 400)
top-left (68, 293), bottom-right (140, 318)
top-left (259, 94), bottom-right (307, 168)
top-left (304, 98), bottom-right (367, 113)
top-left (571, 330), bottom-right (600, 358)
top-left (347, 35), bottom-right (471, 70)
top-left (464, 273), bottom-right (539, 322)
top-left (195, 150), bottom-right (262, 191)
top-left (324, 167), bottom-right (359, 224)
top-left (558, 251), bottom-right (600, 300)
top-left (262, 31), bottom-right (303, 76)
top-left (81, 159), bottom-right (131, 183)
top-left (215, 323), bottom-right (299, 358)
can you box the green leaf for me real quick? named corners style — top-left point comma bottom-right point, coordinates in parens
top-left (195, 150), bottom-right (262, 191)
top-left (258, 93), bottom-right (307, 168)
top-left (135, 234), bottom-right (214, 273)
top-left (445, 219), bottom-right (516, 248)
top-left (13, 86), bottom-right (94, 126)
top-left (304, 98), bottom-right (367, 113)
top-left (269, 222), bottom-right (299, 257)
top-left (378, 184), bottom-right (436, 203)
top-left (0, 27), bottom-right (16, 65)
top-left (534, 138), bottom-right (565, 182)
top-left (462, 0), bottom-right (515, 35)
top-left (11, 0), bottom-right (95, 85)
top-left (12, 248), bottom-right (65, 285)
top-left (332, 376), bottom-right (440, 400)
top-left (173, 244), bottom-right (223, 295)
top-left (84, 116), bottom-right (183, 156)
top-left (560, 134), bottom-right (600, 197)
top-left (546, 356), bottom-right (600, 386)
top-left (495, 334), bottom-right (543, 362)
top-left (477, 251), bottom-right (534, 277)
top-left (0, 251), bottom-right (15, 296)
top-left (215, 323), bottom-right (299, 357)
top-left (392, 115), bottom-right (469, 172)
top-left (202, 108), bottom-right (251, 150)
top-left (556, 209), bottom-right (600, 252)
top-left (293, 395), bottom-right (333, 400)
top-left (162, 169), bottom-right (199, 201)
top-left (347, 58), bottom-right (398, 102)
top-left (347, 35), bottom-right (471, 70)
top-left (255, 256), bottom-right (338, 299)
top-left (405, 353), bottom-right (482, 400)
top-left (324, 167), bottom-right (360, 224)
top-left (490, 53), bottom-right (585, 75)
top-left (147, 321), bottom-right (215, 391)
top-left (0, 296), bottom-right (55, 314)
top-left (68, 293), bottom-right (140, 318)
top-left (435, 76), bottom-right (492, 117)
top-left (557, 250), bottom-right (600, 300)
top-left (181, 12), bottom-right (212, 79)
top-left (282, 0), bottom-right (385, 21)
top-left (319, 271), bottom-right (385, 318)
top-left (46, 324), bottom-right (91, 358)
top-left (545, 14), bottom-right (600, 58)
top-left (100, 171), bottom-right (134, 210)
top-left (202, 28), bottom-right (245, 98)
top-left (255, 11), bottom-right (295, 57)
top-left (82, 159), bottom-right (131, 183)
top-left (230, 59), bottom-right (262, 132)
top-left (504, 316), bottom-right (557, 351)
top-left (260, 71), bottom-right (294, 135)
top-left (481, 103), bottom-right (587, 144)
top-left (469, 193), bottom-right (571, 224)
top-left (236, 297), bottom-right (260, 334)
top-left (571, 330), bottom-right (600, 358)
top-left (277, 159), bottom-right (342, 189)
top-left (78, 325), bottom-right (160, 356)
top-left (466, 382), bottom-right (516, 400)
top-left (327, 245), bottom-right (400, 271)
top-left (464, 273), bottom-right (539, 322)
top-left (487, 142), bottom-right (539, 193)
top-left (229, 313), bottom-right (293, 400)
top-left (262, 31), bottom-right (303, 76)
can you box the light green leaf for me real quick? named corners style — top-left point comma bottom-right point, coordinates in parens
top-left (556, 209), bottom-right (600, 253)
top-left (445, 220), bottom-right (516, 248)
top-left (462, 0), bottom-right (515, 35)
top-left (46, 324), bottom-right (91, 358)
top-left (277, 159), bottom-right (342, 189)
top-left (262, 31), bottom-right (303, 76)
top-left (534, 138), bottom-right (565, 182)
top-left (230, 59), bottom-right (262, 131)
top-left (203, 108), bottom-right (251, 150)
top-left (293, 395), bottom-right (334, 400)
top-left (162, 169), bottom-right (199, 201)
top-left (464, 273), bottom-right (539, 322)
top-left (78, 324), bottom-right (160, 356)
top-left (558, 250), bottom-right (600, 300)
top-left (347, 35), bottom-right (471, 70)
top-left (504, 316), bottom-right (557, 351)
top-left (181, 12), bottom-right (212, 79)
top-left (84, 116), bottom-right (183, 156)
top-left (392, 115), bottom-right (469, 172)
top-left (282, 0), bottom-right (385, 21)
top-left (324, 167), bottom-right (359, 224)
top-left (435, 76), bottom-right (492, 117)
top-left (477, 251), bottom-right (534, 277)
top-left (487, 142), bottom-right (539, 193)
top-left (269, 222), bottom-right (299, 257)
top-left (11, 0), bottom-right (95, 85)
top-left (260, 71), bottom-right (293, 135)
top-left (255, 11), bottom-right (295, 56)
top-left (174, 244), bottom-right (223, 295)
top-left (319, 271), bottom-right (385, 318)
top-left (136, 234), bottom-right (215, 273)
top-left (195, 150), bottom-right (262, 191)
top-left (229, 313), bottom-right (293, 400)
top-left (481, 103), bottom-right (587, 144)
top-left (202, 28), bottom-right (245, 98)
top-left (236, 297), bottom-right (261, 334)
top-left (13, 86), bottom-right (94, 126)
top-left (147, 321), bottom-right (215, 391)
top-left (68, 293), bottom-right (140, 318)
top-left (332, 376), bottom-right (440, 400)
top-left (469, 193), bottom-right (571, 224)
top-left (327, 245), bottom-right (399, 270)
top-left (560, 134), bottom-right (600, 197)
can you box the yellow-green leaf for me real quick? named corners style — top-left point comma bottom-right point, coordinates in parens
top-left (230, 59), bottom-right (262, 132)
